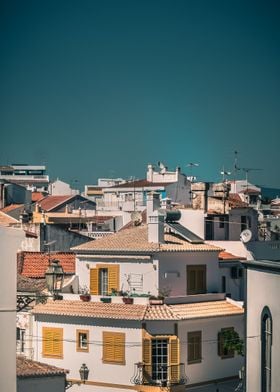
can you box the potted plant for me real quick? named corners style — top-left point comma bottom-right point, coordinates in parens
top-left (149, 295), bottom-right (164, 305)
top-left (122, 296), bottom-right (134, 304)
top-left (100, 297), bottom-right (112, 303)
top-left (79, 285), bottom-right (91, 302)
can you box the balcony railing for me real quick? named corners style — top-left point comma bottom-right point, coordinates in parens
top-left (131, 363), bottom-right (187, 387)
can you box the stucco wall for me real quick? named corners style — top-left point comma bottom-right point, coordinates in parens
top-left (158, 252), bottom-right (220, 297)
top-left (246, 268), bottom-right (280, 392)
top-left (0, 226), bottom-right (25, 392)
top-left (179, 315), bottom-right (244, 385)
top-left (17, 375), bottom-right (66, 392)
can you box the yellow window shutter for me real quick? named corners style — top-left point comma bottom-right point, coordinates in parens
top-left (142, 329), bottom-right (152, 382)
top-left (103, 332), bottom-right (125, 364)
top-left (169, 336), bottom-right (180, 383)
top-left (108, 265), bottom-right (119, 294)
top-left (90, 268), bottom-right (99, 295)
top-left (114, 333), bottom-right (125, 363)
top-left (42, 327), bottom-right (63, 359)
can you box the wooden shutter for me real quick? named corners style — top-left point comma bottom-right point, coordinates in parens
top-left (187, 265), bottom-right (206, 295)
top-left (188, 331), bottom-right (202, 364)
top-left (169, 336), bottom-right (180, 383)
top-left (90, 268), bottom-right (99, 295)
top-left (108, 265), bottom-right (120, 294)
top-left (217, 331), bottom-right (223, 356)
top-left (103, 332), bottom-right (125, 364)
top-left (142, 329), bottom-right (152, 382)
top-left (42, 327), bottom-right (63, 358)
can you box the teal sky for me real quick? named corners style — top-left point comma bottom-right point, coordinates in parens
top-left (1, 0), bottom-right (280, 189)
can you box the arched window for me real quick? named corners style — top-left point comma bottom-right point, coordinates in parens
top-left (261, 307), bottom-right (272, 392)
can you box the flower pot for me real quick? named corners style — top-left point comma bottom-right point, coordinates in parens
top-left (80, 294), bottom-right (91, 302)
top-left (100, 297), bottom-right (111, 303)
top-left (149, 298), bottom-right (164, 305)
top-left (122, 297), bottom-right (134, 304)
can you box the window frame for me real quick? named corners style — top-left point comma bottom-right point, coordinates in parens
top-left (76, 329), bottom-right (89, 352)
top-left (261, 306), bottom-right (272, 392)
top-left (187, 331), bottom-right (202, 364)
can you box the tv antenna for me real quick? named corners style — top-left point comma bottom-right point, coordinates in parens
top-left (186, 163), bottom-right (199, 181)
top-left (221, 167), bottom-right (231, 182)
top-left (241, 167), bottom-right (262, 198)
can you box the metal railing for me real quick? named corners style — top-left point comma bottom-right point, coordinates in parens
top-left (131, 363), bottom-right (187, 387)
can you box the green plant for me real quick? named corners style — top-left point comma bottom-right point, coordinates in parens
top-left (222, 329), bottom-right (244, 356)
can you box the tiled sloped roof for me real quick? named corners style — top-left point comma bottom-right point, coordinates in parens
top-left (33, 300), bottom-right (147, 320)
top-left (18, 252), bottom-right (75, 278)
top-left (218, 251), bottom-right (246, 261)
top-left (37, 195), bottom-right (74, 211)
top-left (170, 300), bottom-right (244, 320)
top-left (33, 299), bottom-right (243, 321)
top-left (0, 211), bottom-right (18, 226)
top-left (1, 204), bottom-right (24, 213)
top-left (17, 356), bottom-right (67, 378)
top-left (228, 194), bottom-right (248, 208)
top-left (108, 179), bottom-right (175, 189)
top-left (31, 192), bottom-right (46, 202)
top-left (73, 225), bottom-right (222, 253)
top-left (17, 275), bottom-right (46, 292)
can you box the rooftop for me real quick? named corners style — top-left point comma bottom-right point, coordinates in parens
top-left (33, 299), bottom-right (243, 321)
top-left (17, 356), bottom-right (67, 378)
top-left (17, 251), bottom-right (75, 278)
top-left (0, 211), bottom-right (18, 226)
top-left (218, 251), bottom-right (246, 261)
top-left (107, 179), bottom-right (175, 189)
top-left (72, 225), bottom-right (222, 254)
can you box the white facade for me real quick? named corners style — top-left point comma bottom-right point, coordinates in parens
top-left (0, 226), bottom-right (25, 392)
top-left (244, 260), bottom-right (280, 392)
top-left (49, 179), bottom-right (79, 196)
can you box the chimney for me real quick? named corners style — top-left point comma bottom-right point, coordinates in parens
top-left (146, 192), bottom-right (160, 218)
top-left (191, 182), bottom-right (209, 212)
top-left (148, 210), bottom-right (165, 244)
top-left (147, 164), bottom-right (154, 182)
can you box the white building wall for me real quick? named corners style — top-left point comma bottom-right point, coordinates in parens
top-left (179, 315), bottom-right (244, 385)
top-left (76, 255), bottom-right (159, 296)
top-left (0, 226), bottom-right (25, 392)
top-left (158, 252), bottom-right (220, 297)
top-left (246, 268), bottom-right (280, 392)
top-left (34, 317), bottom-right (142, 390)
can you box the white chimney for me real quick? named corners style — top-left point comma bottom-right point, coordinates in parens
top-left (147, 164), bottom-right (154, 182)
top-left (148, 210), bottom-right (165, 244)
top-left (146, 192), bottom-right (160, 218)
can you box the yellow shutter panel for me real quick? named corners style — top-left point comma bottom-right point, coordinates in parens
top-left (108, 265), bottom-right (119, 294)
top-left (114, 333), bottom-right (125, 363)
top-left (169, 336), bottom-right (180, 383)
top-left (42, 327), bottom-right (63, 358)
top-left (142, 329), bottom-right (152, 382)
top-left (90, 268), bottom-right (99, 295)
top-left (103, 332), bottom-right (125, 364)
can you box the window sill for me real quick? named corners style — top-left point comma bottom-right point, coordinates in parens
top-left (102, 360), bottom-right (126, 366)
top-left (188, 359), bottom-right (202, 365)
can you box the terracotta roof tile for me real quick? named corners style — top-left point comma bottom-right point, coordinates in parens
top-left (73, 225), bottom-right (222, 253)
top-left (37, 195), bottom-right (74, 211)
top-left (228, 194), bottom-right (248, 208)
top-left (32, 299), bottom-right (243, 321)
top-left (218, 251), bottom-right (246, 261)
top-left (1, 204), bottom-right (24, 213)
top-left (18, 252), bottom-right (75, 278)
top-left (31, 192), bottom-right (46, 202)
top-left (33, 300), bottom-right (147, 320)
top-left (108, 179), bottom-right (175, 189)
top-left (17, 356), bottom-right (68, 378)
top-left (169, 300), bottom-right (244, 320)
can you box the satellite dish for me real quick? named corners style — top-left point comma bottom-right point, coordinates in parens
top-left (240, 229), bottom-right (252, 243)
top-left (131, 211), bottom-right (142, 226)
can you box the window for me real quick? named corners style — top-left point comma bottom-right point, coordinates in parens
top-left (76, 330), bottom-right (89, 352)
top-left (16, 328), bottom-right (25, 353)
top-left (142, 332), bottom-right (180, 384)
top-left (90, 264), bottom-right (119, 295)
top-left (261, 307), bottom-right (272, 392)
top-left (241, 216), bottom-right (247, 232)
top-left (187, 265), bottom-right (206, 295)
top-left (222, 276), bottom-right (226, 293)
top-left (188, 331), bottom-right (202, 364)
top-left (42, 327), bottom-right (63, 359)
top-left (103, 332), bottom-right (125, 364)
top-left (217, 328), bottom-right (234, 359)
